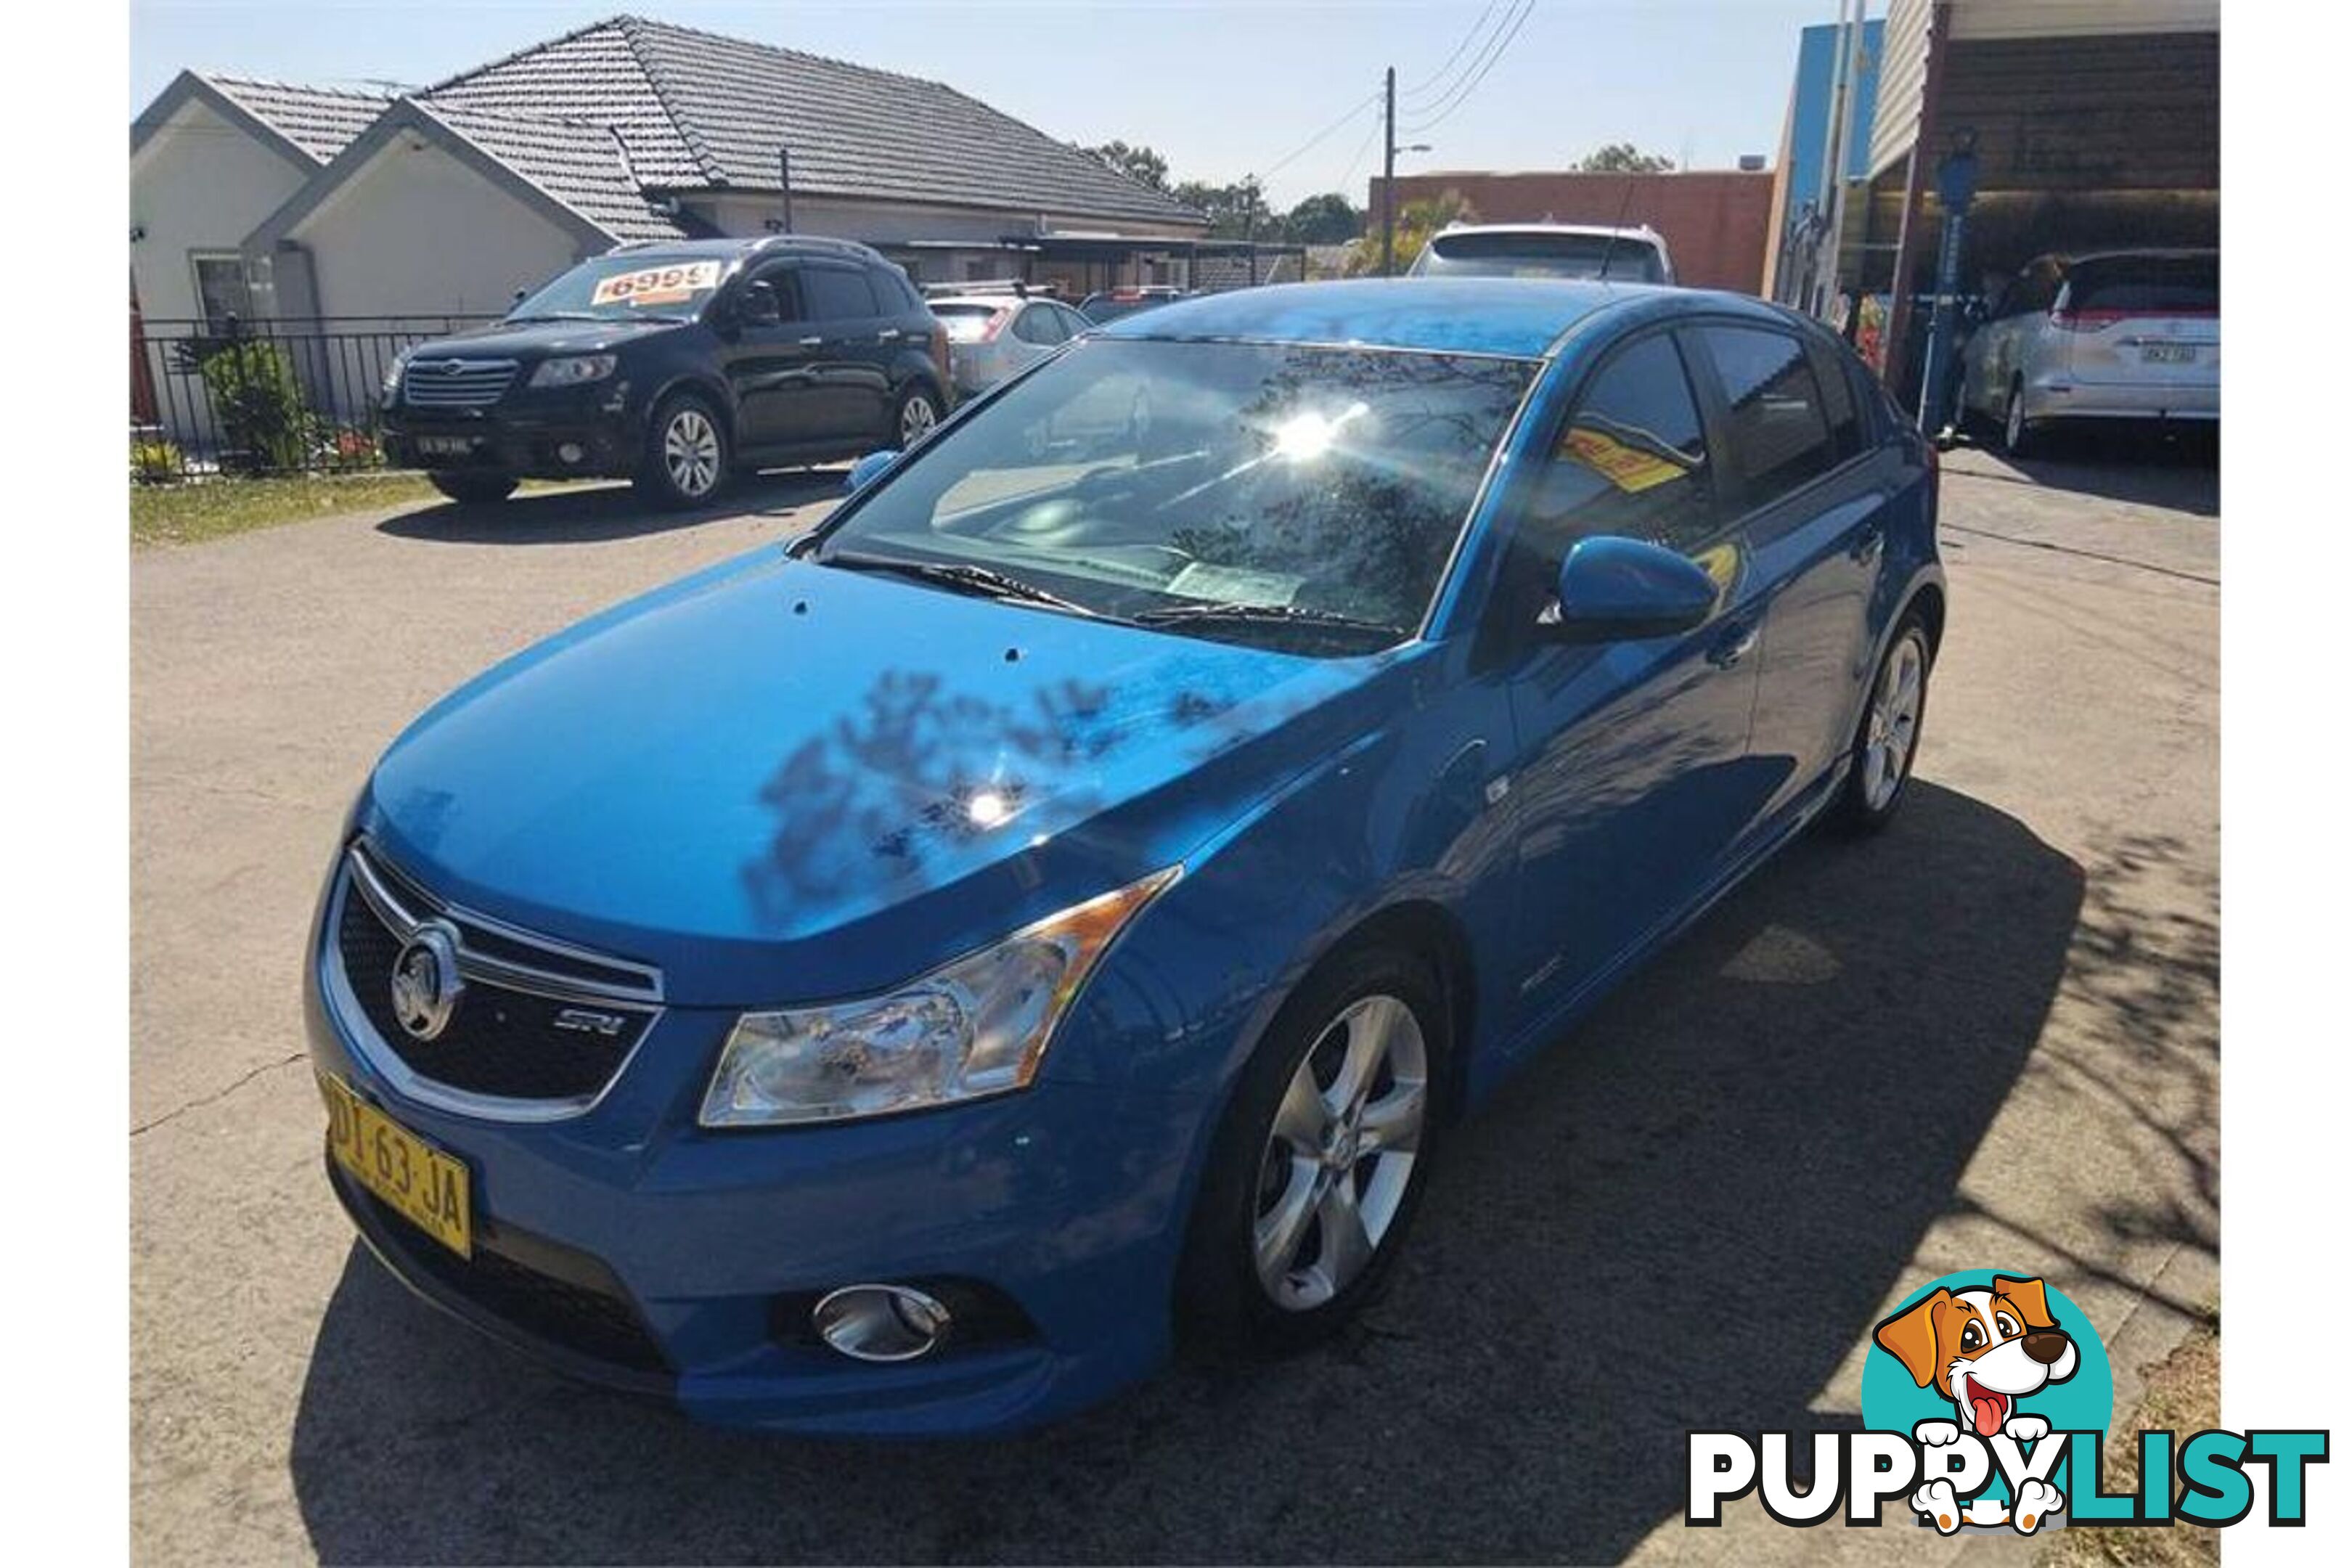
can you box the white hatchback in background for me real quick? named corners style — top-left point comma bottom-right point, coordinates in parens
top-left (1408, 223), bottom-right (1677, 286)
top-left (929, 292), bottom-right (1095, 398)
top-left (1959, 249), bottom-right (2218, 456)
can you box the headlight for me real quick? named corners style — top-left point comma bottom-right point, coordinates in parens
top-left (380, 350), bottom-right (409, 399)
top-left (529, 354), bottom-right (618, 388)
top-left (699, 867), bottom-right (1179, 1127)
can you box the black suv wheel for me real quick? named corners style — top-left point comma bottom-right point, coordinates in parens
top-left (637, 392), bottom-right (730, 510)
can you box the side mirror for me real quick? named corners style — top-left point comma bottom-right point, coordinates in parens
top-left (845, 449), bottom-right (902, 495)
top-left (740, 279), bottom-right (782, 327)
top-left (1546, 535), bottom-right (1720, 642)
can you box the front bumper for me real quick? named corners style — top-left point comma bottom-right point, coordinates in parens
top-left (304, 944), bottom-right (1204, 1437)
top-left (383, 390), bottom-right (644, 479)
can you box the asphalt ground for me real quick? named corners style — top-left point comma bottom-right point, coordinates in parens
top-left (130, 435), bottom-right (2218, 1564)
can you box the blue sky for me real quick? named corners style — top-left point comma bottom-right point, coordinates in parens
top-left (130, 1), bottom-right (1836, 209)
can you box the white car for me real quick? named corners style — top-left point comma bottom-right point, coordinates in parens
top-left (1958, 249), bottom-right (2218, 455)
top-left (928, 290), bottom-right (1094, 397)
top-left (1408, 223), bottom-right (1675, 285)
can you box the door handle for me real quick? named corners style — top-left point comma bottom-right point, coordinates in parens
top-left (876, 327), bottom-right (902, 342)
top-left (798, 335), bottom-right (825, 348)
top-left (1707, 621), bottom-right (1760, 669)
top-left (1849, 520), bottom-right (1885, 565)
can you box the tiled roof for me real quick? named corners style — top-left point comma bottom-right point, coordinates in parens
top-left (202, 75), bottom-right (392, 163)
top-left (428, 13), bottom-right (1204, 229)
top-left (415, 100), bottom-right (697, 242)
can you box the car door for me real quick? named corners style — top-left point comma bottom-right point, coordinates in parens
top-left (790, 261), bottom-right (894, 444)
top-left (1685, 320), bottom-right (1890, 825)
top-left (1484, 328), bottom-right (1776, 1036)
top-left (1972, 260), bottom-right (2054, 415)
top-left (721, 261), bottom-right (827, 450)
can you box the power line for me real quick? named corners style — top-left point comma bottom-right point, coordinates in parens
top-left (1400, 0), bottom-right (1503, 104)
top-left (1333, 101), bottom-right (1387, 198)
top-left (1259, 88), bottom-right (1385, 179)
top-left (1401, 0), bottom-right (1538, 136)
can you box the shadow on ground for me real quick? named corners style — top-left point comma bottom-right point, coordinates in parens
top-left (290, 783), bottom-right (2112, 1564)
top-left (375, 467), bottom-right (844, 544)
top-left (1949, 426), bottom-right (2218, 516)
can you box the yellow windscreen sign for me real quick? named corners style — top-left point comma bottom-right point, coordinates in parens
top-left (589, 260), bottom-right (723, 308)
top-left (1561, 425), bottom-right (1688, 495)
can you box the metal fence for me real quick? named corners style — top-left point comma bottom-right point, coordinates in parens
top-left (131, 313), bottom-right (498, 482)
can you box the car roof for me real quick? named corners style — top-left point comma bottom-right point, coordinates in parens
top-left (926, 294), bottom-right (1058, 309)
top-left (1095, 277), bottom-right (1693, 359)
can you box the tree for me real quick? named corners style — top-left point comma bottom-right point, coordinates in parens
top-left (1281, 192), bottom-right (1363, 245)
top-left (1174, 179), bottom-right (1275, 240)
top-left (1577, 142), bottom-right (1675, 173)
top-left (1083, 140), bottom-right (1171, 193)
top-left (1343, 189), bottom-right (1479, 276)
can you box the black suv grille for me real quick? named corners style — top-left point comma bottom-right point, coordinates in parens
top-left (337, 1165), bottom-right (669, 1376)
top-left (331, 846), bottom-right (658, 1106)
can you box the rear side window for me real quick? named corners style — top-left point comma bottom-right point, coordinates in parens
top-left (1810, 338), bottom-right (1863, 459)
top-left (1013, 305), bottom-right (1069, 346)
top-left (800, 265), bottom-right (878, 322)
top-left (1693, 325), bottom-right (1836, 508)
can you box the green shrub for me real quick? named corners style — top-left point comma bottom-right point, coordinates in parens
top-left (197, 338), bottom-right (320, 474)
top-left (131, 438), bottom-right (184, 484)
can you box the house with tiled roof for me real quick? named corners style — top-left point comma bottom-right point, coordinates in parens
top-left (130, 12), bottom-right (1206, 330)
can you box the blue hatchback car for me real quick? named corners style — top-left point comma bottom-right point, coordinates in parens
top-left (307, 279), bottom-right (1941, 1437)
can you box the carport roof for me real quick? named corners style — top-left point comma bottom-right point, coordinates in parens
top-left (425, 13), bottom-right (1206, 229)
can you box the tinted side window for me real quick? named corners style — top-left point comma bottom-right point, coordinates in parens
top-left (1013, 305), bottom-right (1066, 346)
top-left (1494, 333), bottom-right (1717, 629)
top-left (1694, 325), bottom-right (1836, 507)
top-left (1810, 338), bottom-right (1862, 459)
top-left (801, 264), bottom-right (878, 322)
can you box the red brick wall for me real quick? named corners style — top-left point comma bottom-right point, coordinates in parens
top-left (1369, 170), bottom-right (1775, 293)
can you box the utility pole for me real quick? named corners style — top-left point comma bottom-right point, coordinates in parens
top-left (1380, 66), bottom-right (1397, 277)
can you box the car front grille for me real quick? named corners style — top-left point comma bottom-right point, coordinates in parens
top-left (335, 1164), bottom-right (670, 1376)
top-left (401, 358), bottom-right (519, 409)
top-left (327, 842), bottom-right (661, 1114)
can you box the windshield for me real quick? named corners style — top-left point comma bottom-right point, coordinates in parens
top-left (1413, 232), bottom-right (1667, 285)
top-left (813, 338), bottom-right (1537, 653)
top-left (508, 253), bottom-right (736, 322)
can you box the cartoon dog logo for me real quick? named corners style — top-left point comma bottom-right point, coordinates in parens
top-left (1874, 1275), bottom-right (2078, 1534)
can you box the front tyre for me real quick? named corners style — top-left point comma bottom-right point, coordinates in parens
top-left (1177, 944), bottom-right (1447, 1357)
top-left (636, 392), bottom-right (730, 510)
top-left (428, 470), bottom-right (518, 505)
top-left (2000, 379), bottom-right (2036, 458)
top-left (1829, 612), bottom-right (1933, 835)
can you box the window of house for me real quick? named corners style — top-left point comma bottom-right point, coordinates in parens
top-left (189, 253), bottom-right (251, 332)
top-left (1692, 324), bottom-right (1837, 509)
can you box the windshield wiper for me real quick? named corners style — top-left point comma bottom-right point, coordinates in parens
top-left (1131, 600), bottom-right (1403, 642)
top-left (822, 552), bottom-right (1104, 618)
top-left (503, 311), bottom-right (605, 324)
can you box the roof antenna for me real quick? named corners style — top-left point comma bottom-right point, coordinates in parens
top-left (1596, 174), bottom-right (1640, 282)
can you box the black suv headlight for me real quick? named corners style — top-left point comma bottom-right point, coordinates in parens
top-left (528, 354), bottom-right (619, 388)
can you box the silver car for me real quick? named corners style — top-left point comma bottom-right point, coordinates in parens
top-left (1408, 223), bottom-right (1676, 285)
top-left (1958, 249), bottom-right (2218, 455)
top-left (930, 291), bottom-right (1094, 397)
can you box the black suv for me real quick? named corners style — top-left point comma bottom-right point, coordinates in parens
top-left (381, 236), bottom-right (952, 509)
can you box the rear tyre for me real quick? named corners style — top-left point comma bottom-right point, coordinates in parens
top-left (894, 384), bottom-right (942, 447)
top-left (1175, 943), bottom-right (1448, 1359)
top-left (635, 392), bottom-right (730, 510)
top-left (1827, 612), bottom-right (1933, 836)
top-left (428, 470), bottom-right (518, 505)
top-left (2000, 379), bottom-right (2036, 458)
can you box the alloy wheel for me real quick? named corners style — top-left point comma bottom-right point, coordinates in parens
top-left (1862, 630), bottom-right (1927, 811)
top-left (663, 408), bottom-right (722, 498)
top-left (2004, 387), bottom-right (2027, 453)
top-left (899, 393), bottom-right (939, 445)
top-left (1252, 994), bottom-right (1429, 1311)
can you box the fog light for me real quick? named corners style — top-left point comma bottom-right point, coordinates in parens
top-left (812, 1283), bottom-right (952, 1362)
top-left (557, 441), bottom-right (585, 465)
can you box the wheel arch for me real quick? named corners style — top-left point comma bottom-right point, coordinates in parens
top-left (1264, 897), bottom-right (1480, 1126)
top-left (645, 371), bottom-right (738, 444)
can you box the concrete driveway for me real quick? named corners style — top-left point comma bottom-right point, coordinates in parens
top-left (130, 445), bottom-right (2218, 1564)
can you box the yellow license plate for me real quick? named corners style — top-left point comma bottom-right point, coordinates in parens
top-left (323, 1075), bottom-right (473, 1258)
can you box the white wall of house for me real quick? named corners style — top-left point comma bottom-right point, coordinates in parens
top-left (129, 97), bottom-right (311, 324)
top-left (287, 134), bottom-right (589, 320)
